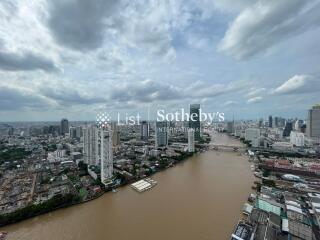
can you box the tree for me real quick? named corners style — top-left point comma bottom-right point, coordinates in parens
top-left (262, 169), bottom-right (271, 177)
top-left (262, 179), bottom-right (276, 188)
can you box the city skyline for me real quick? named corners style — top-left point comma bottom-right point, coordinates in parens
top-left (2, 1), bottom-right (320, 239)
top-left (1, 0), bottom-right (320, 121)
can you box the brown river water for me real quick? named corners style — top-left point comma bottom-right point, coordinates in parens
top-left (1, 132), bottom-right (254, 240)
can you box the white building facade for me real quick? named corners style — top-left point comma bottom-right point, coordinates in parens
top-left (100, 130), bottom-right (113, 184)
top-left (188, 128), bottom-right (195, 152)
top-left (290, 131), bottom-right (305, 147)
top-left (83, 125), bottom-right (99, 166)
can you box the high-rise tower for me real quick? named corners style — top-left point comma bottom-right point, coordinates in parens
top-left (155, 121), bottom-right (168, 147)
top-left (307, 104), bottom-right (320, 138)
top-left (60, 118), bottom-right (69, 135)
top-left (189, 104), bottom-right (201, 141)
top-left (100, 130), bottom-right (113, 184)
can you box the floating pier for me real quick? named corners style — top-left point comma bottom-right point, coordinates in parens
top-left (131, 178), bottom-right (157, 193)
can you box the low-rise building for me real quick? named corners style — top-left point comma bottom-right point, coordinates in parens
top-left (290, 131), bottom-right (305, 147)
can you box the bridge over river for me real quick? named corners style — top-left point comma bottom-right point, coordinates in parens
top-left (206, 130), bottom-right (248, 152)
top-left (209, 144), bottom-right (247, 152)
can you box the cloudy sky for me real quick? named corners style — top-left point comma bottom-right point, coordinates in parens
top-left (1, 0), bottom-right (320, 121)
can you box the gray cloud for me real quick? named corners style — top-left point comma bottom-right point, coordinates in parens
top-left (0, 85), bottom-right (55, 110)
top-left (110, 79), bottom-right (250, 104)
top-left (0, 1), bottom-right (17, 16)
top-left (47, 0), bottom-right (177, 58)
top-left (39, 87), bottom-right (107, 106)
top-left (219, 0), bottom-right (320, 60)
top-left (186, 80), bottom-right (251, 98)
top-left (47, 0), bottom-right (120, 51)
top-left (110, 80), bottom-right (182, 103)
top-left (0, 82), bottom-right (107, 111)
top-left (123, 17), bottom-right (175, 59)
top-left (0, 50), bottom-right (58, 72)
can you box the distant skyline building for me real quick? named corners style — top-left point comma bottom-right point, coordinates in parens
top-left (277, 117), bottom-right (286, 128)
top-left (294, 119), bottom-right (304, 132)
top-left (227, 121), bottom-right (234, 134)
top-left (273, 116), bottom-right (285, 128)
top-left (269, 115), bottom-right (273, 128)
top-left (283, 121), bottom-right (293, 137)
top-left (307, 104), bottom-right (320, 138)
top-left (7, 126), bottom-right (14, 136)
top-left (155, 121), bottom-right (168, 147)
top-left (188, 128), bottom-right (195, 152)
top-left (140, 121), bottom-right (149, 141)
top-left (273, 117), bottom-right (279, 128)
top-left (100, 130), bottom-right (113, 184)
top-left (111, 122), bottom-right (120, 147)
top-left (76, 126), bottom-right (83, 139)
top-left (189, 104), bottom-right (201, 141)
top-left (48, 125), bottom-right (60, 136)
top-left (60, 118), bottom-right (69, 135)
top-left (69, 127), bottom-right (77, 139)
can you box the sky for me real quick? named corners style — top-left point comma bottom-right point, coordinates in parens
top-left (0, 0), bottom-right (320, 121)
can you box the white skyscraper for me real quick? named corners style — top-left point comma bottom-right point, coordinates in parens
top-left (188, 128), bottom-right (195, 152)
top-left (83, 125), bottom-right (99, 166)
top-left (140, 121), bottom-right (149, 140)
top-left (100, 130), bottom-right (113, 184)
top-left (83, 126), bottom-right (90, 164)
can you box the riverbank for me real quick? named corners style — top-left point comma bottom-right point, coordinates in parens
top-left (0, 146), bottom-right (204, 227)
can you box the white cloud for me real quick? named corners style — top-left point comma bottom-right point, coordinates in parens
top-left (247, 96), bottom-right (262, 104)
top-left (219, 0), bottom-right (320, 60)
top-left (186, 33), bottom-right (211, 50)
top-left (186, 80), bottom-right (251, 98)
top-left (212, 0), bottom-right (256, 12)
top-left (246, 87), bottom-right (266, 97)
top-left (223, 100), bottom-right (237, 106)
top-left (272, 75), bottom-right (320, 95)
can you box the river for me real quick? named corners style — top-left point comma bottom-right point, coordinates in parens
top-left (1, 132), bottom-right (254, 240)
